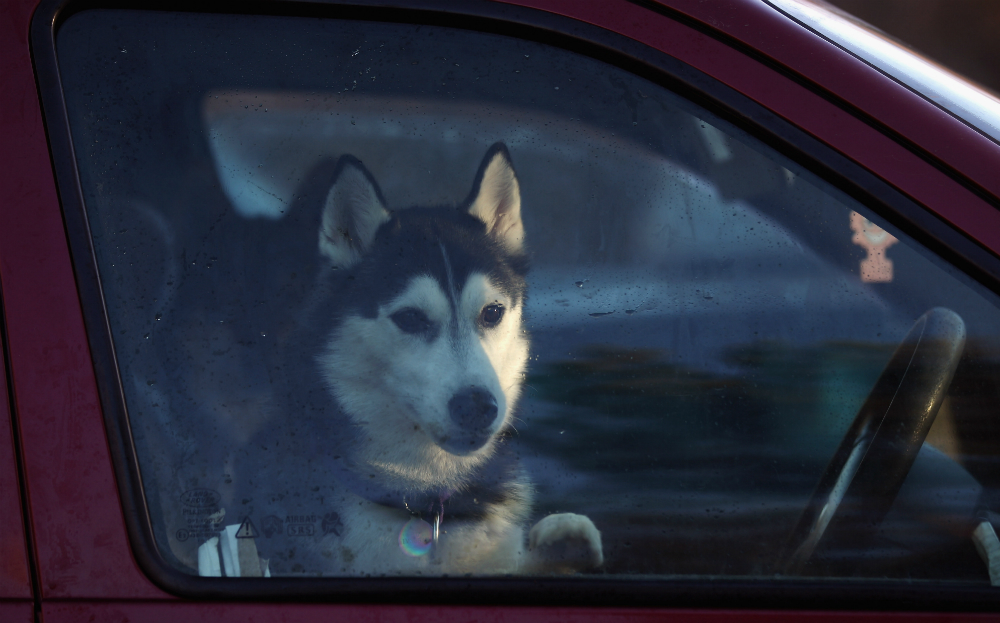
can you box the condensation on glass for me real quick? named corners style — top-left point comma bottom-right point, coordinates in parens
top-left (55, 9), bottom-right (1000, 585)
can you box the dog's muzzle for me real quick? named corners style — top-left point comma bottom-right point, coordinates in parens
top-left (445, 386), bottom-right (499, 453)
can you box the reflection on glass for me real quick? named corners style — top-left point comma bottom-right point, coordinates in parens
top-left (56, 10), bottom-right (1000, 584)
top-left (850, 211), bottom-right (898, 282)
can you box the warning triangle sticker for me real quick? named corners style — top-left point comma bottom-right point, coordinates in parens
top-left (236, 517), bottom-right (258, 539)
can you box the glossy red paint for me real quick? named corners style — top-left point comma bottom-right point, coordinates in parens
top-left (0, 602), bottom-right (34, 623)
top-left (35, 603), bottom-right (1000, 623)
top-left (2, 0), bottom-right (999, 620)
top-left (0, 349), bottom-right (32, 602)
top-left (0, 0), bottom-right (165, 602)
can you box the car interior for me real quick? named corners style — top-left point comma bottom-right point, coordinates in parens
top-left (53, 8), bottom-right (1000, 586)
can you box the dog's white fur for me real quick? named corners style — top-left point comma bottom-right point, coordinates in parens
top-left (319, 163), bottom-right (391, 269)
top-left (468, 149), bottom-right (525, 253)
top-left (319, 273), bottom-right (526, 492)
top-left (312, 147), bottom-right (602, 575)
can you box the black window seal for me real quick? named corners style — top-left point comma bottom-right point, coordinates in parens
top-left (29, 0), bottom-right (1000, 611)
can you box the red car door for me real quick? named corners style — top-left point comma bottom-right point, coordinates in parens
top-left (0, 345), bottom-right (32, 623)
top-left (4, 0), bottom-right (1000, 620)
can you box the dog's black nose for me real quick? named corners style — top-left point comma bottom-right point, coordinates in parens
top-left (448, 387), bottom-right (498, 431)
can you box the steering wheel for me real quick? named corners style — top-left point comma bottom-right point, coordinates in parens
top-left (781, 307), bottom-right (966, 576)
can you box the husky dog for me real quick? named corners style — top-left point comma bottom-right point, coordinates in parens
top-left (231, 143), bottom-right (602, 576)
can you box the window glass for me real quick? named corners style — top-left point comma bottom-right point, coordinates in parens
top-left (56, 9), bottom-right (1000, 585)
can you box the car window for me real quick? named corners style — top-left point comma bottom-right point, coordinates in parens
top-left (53, 8), bottom-right (1000, 592)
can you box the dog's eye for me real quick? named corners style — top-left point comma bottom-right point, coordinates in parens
top-left (390, 307), bottom-right (432, 335)
top-left (480, 304), bottom-right (505, 328)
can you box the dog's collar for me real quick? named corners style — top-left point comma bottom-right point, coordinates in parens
top-left (331, 433), bottom-right (521, 523)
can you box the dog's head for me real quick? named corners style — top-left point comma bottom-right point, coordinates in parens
top-left (314, 144), bottom-right (529, 482)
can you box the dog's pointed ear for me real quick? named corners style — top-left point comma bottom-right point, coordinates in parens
top-left (467, 143), bottom-right (524, 253)
top-left (319, 156), bottom-right (391, 268)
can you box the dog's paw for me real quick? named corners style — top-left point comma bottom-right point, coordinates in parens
top-left (527, 512), bottom-right (603, 572)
